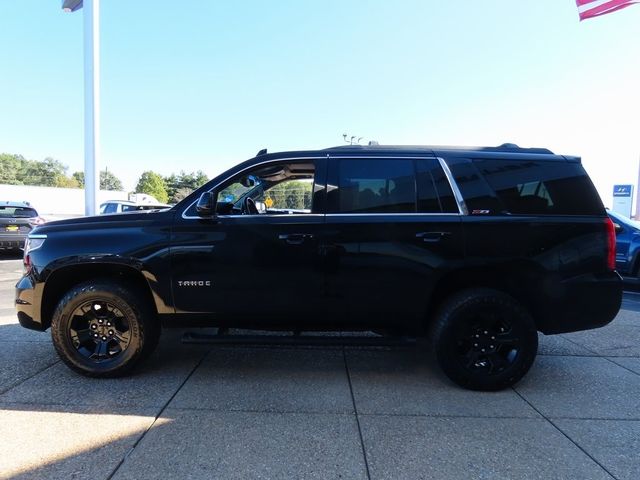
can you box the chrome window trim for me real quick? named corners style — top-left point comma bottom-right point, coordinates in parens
top-left (27, 234), bottom-right (47, 239)
top-left (181, 154), bottom-right (468, 219)
top-left (437, 157), bottom-right (468, 215)
top-left (217, 214), bottom-right (324, 219)
top-left (325, 213), bottom-right (462, 217)
top-left (181, 156), bottom-right (327, 220)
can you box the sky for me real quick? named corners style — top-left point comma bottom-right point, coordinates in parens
top-left (0, 0), bottom-right (639, 206)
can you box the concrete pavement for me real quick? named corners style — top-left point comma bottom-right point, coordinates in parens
top-left (1, 253), bottom-right (639, 480)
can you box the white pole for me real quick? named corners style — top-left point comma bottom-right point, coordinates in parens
top-left (83, 0), bottom-right (100, 216)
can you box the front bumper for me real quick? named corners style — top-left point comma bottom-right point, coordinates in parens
top-left (15, 274), bottom-right (46, 331)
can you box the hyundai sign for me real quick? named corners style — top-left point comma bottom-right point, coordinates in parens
top-left (613, 184), bottom-right (633, 218)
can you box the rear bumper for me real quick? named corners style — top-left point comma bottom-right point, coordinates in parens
top-left (538, 271), bottom-right (623, 334)
top-left (15, 274), bottom-right (46, 331)
top-left (0, 233), bottom-right (26, 249)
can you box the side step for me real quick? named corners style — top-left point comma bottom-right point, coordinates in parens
top-left (181, 331), bottom-right (417, 348)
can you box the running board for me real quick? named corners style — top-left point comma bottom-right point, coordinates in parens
top-left (181, 331), bottom-right (417, 347)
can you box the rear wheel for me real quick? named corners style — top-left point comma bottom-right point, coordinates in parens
top-left (430, 288), bottom-right (538, 391)
top-left (51, 280), bottom-right (160, 377)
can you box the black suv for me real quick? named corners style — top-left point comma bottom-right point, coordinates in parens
top-left (15, 144), bottom-right (622, 390)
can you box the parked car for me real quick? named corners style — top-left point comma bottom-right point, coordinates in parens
top-left (607, 209), bottom-right (640, 277)
top-left (0, 201), bottom-right (45, 251)
top-left (99, 199), bottom-right (171, 214)
top-left (15, 144), bottom-right (622, 390)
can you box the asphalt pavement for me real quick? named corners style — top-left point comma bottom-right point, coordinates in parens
top-left (1, 252), bottom-right (640, 480)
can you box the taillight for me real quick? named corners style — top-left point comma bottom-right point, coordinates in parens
top-left (23, 235), bottom-right (46, 274)
top-left (23, 253), bottom-right (32, 274)
top-left (605, 217), bottom-right (616, 271)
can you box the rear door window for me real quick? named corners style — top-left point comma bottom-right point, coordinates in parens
top-left (446, 158), bottom-right (503, 215)
top-left (416, 159), bottom-right (459, 213)
top-left (473, 159), bottom-right (604, 215)
top-left (334, 159), bottom-right (416, 213)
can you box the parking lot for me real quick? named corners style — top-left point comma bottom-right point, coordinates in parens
top-left (1, 254), bottom-right (639, 480)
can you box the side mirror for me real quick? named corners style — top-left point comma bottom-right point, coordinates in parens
top-left (614, 223), bottom-right (623, 234)
top-left (196, 191), bottom-right (217, 218)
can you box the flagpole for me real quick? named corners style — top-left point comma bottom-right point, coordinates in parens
top-left (83, 0), bottom-right (100, 216)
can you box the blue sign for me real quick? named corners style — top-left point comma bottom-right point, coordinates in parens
top-left (613, 185), bottom-right (633, 197)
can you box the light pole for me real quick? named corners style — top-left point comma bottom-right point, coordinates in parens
top-left (62, 0), bottom-right (100, 216)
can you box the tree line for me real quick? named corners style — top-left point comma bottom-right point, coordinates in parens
top-left (1, 153), bottom-right (209, 204)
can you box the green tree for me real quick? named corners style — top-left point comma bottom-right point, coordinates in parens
top-left (0, 153), bottom-right (27, 184)
top-left (101, 170), bottom-right (123, 191)
top-left (135, 171), bottom-right (168, 203)
top-left (165, 170), bottom-right (209, 203)
top-left (20, 157), bottom-right (68, 186)
top-left (73, 170), bottom-right (124, 191)
top-left (54, 176), bottom-right (80, 188)
top-left (72, 171), bottom-right (84, 187)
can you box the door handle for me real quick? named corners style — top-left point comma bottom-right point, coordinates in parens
top-left (415, 231), bottom-right (451, 243)
top-left (278, 233), bottom-right (315, 245)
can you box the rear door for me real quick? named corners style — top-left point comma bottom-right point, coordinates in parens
top-left (322, 155), bottom-right (464, 329)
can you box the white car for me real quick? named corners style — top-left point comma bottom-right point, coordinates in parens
top-left (99, 200), bottom-right (171, 214)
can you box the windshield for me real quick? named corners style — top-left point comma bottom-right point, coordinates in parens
top-left (0, 206), bottom-right (38, 218)
top-left (218, 178), bottom-right (263, 205)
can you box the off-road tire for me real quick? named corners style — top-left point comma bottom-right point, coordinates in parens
top-left (51, 280), bottom-right (160, 377)
top-left (430, 288), bottom-right (538, 391)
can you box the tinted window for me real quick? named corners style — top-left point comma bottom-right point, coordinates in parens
top-left (104, 203), bottom-right (118, 214)
top-left (416, 159), bottom-right (458, 213)
top-left (474, 159), bottom-right (604, 215)
top-left (337, 159), bottom-right (415, 213)
top-left (446, 158), bottom-right (503, 215)
top-left (0, 206), bottom-right (38, 218)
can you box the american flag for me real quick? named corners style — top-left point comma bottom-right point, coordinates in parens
top-left (576, 0), bottom-right (640, 20)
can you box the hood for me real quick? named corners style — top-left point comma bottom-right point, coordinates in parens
top-left (30, 209), bottom-right (175, 235)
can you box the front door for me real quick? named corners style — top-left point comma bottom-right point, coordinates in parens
top-left (170, 158), bottom-right (327, 325)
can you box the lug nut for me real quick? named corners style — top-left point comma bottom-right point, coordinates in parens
top-left (490, 345), bottom-right (494, 349)
top-left (481, 348), bottom-right (486, 352)
top-left (109, 330), bottom-right (114, 335)
top-left (93, 333), bottom-right (99, 338)
top-left (491, 336), bottom-right (495, 340)
top-left (473, 343), bottom-right (478, 347)
top-left (91, 324), bottom-right (97, 330)
top-left (483, 331), bottom-right (488, 334)
top-left (101, 336), bottom-right (107, 341)
top-left (99, 319), bottom-right (103, 324)
top-left (107, 322), bottom-right (111, 327)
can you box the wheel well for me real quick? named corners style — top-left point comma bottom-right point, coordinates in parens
top-left (41, 263), bottom-right (157, 329)
top-left (425, 266), bottom-right (544, 331)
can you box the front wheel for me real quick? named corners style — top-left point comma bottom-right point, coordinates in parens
top-left (51, 280), bottom-right (160, 377)
top-left (430, 288), bottom-right (538, 391)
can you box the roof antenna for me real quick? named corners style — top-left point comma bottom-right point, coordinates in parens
top-left (256, 148), bottom-right (267, 156)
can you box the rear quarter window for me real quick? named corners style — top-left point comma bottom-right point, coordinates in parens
top-left (473, 159), bottom-right (604, 216)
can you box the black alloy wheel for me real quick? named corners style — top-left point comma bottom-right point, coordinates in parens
top-left (430, 288), bottom-right (538, 391)
top-left (68, 300), bottom-right (132, 362)
top-left (457, 310), bottom-right (520, 375)
top-left (51, 280), bottom-right (160, 377)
